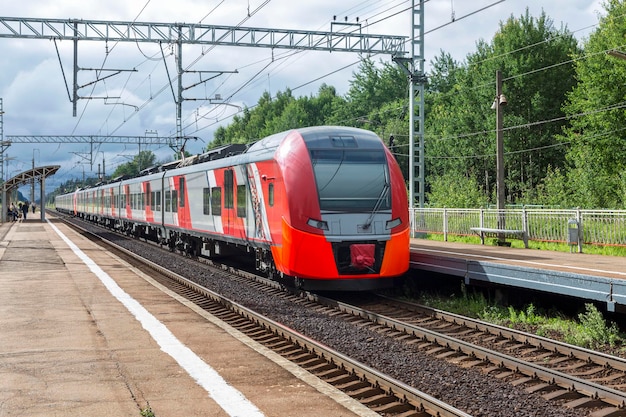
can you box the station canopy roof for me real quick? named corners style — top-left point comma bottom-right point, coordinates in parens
top-left (3, 165), bottom-right (60, 192)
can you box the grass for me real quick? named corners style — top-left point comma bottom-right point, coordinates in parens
top-left (140, 403), bottom-right (155, 417)
top-left (417, 286), bottom-right (625, 351)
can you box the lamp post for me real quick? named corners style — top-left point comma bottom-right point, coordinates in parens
top-left (493, 70), bottom-right (508, 244)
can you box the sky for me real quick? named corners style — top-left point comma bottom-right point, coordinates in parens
top-left (0, 0), bottom-right (604, 198)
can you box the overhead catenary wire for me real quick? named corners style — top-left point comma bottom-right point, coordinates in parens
top-left (65, 1), bottom-right (610, 173)
top-left (87, 0), bottom-right (504, 143)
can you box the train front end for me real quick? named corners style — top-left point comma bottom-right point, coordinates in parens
top-left (274, 126), bottom-right (409, 291)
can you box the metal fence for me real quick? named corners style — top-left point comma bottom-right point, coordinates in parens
top-left (410, 208), bottom-right (626, 251)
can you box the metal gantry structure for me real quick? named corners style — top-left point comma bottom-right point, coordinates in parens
top-left (0, 98), bottom-right (6, 184)
top-left (394, 1), bottom-right (426, 208)
top-left (5, 133), bottom-right (193, 162)
top-left (0, 3), bottom-right (427, 207)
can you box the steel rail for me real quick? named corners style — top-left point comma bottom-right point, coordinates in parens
top-left (310, 293), bottom-right (626, 409)
top-left (60, 215), bottom-right (470, 417)
top-left (379, 295), bottom-right (626, 372)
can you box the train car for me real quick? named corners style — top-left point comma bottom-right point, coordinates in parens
top-left (56, 126), bottom-right (410, 291)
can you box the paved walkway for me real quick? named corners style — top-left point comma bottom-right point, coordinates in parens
top-left (0, 218), bottom-right (372, 417)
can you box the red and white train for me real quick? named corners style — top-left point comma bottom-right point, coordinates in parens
top-left (55, 126), bottom-right (410, 291)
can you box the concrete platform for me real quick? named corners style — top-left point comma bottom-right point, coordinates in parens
top-left (0, 217), bottom-right (374, 417)
top-left (410, 238), bottom-right (626, 311)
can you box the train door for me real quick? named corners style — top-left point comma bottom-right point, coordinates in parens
top-left (143, 181), bottom-right (153, 223)
top-left (244, 163), bottom-right (272, 243)
top-left (221, 167), bottom-right (247, 239)
top-left (109, 187), bottom-right (116, 218)
top-left (123, 184), bottom-right (131, 219)
top-left (176, 175), bottom-right (192, 229)
top-left (222, 168), bottom-right (235, 236)
top-left (163, 175), bottom-right (180, 227)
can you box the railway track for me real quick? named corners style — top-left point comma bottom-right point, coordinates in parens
top-left (60, 213), bottom-right (624, 416)
top-left (310, 293), bottom-right (626, 416)
top-left (60, 215), bottom-right (470, 417)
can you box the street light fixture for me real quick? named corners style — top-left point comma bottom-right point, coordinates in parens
top-left (608, 49), bottom-right (626, 60)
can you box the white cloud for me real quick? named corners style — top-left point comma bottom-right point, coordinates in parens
top-left (0, 0), bottom-right (604, 196)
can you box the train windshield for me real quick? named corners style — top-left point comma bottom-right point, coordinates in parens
top-left (310, 149), bottom-right (390, 212)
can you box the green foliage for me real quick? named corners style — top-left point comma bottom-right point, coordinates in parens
top-left (209, 85), bottom-right (346, 149)
top-left (418, 284), bottom-right (495, 319)
top-left (560, 0), bottom-right (626, 208)
top-left (572, 303), bottom-right (621, 348)
top-left (140, 403), bottom-right (155, 417)
top-left (419, 291), bottom-right (623, 350)
top-left (111, 150), bottom-right (158, 178)
top-left (426, 172), bottom-right (488, 208)
top-left (192, 3), bottom-right (626, 209)
top-left (425, 9), bottom-right (579, 206)
top-left (538, 304), bottom-right (623, 349)
top-left (506, 304), bottom-right (543, 326)
top-left (523, 166), bottom-right (572, 208)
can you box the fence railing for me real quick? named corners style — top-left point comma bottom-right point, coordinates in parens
top-left (410, 208), bottom-right (626, 251)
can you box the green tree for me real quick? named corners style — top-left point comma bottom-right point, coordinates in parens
top-left (561, 0), bottom-right (626, 208)
top-left (210, 84), bottom-right (344, 150)
top-left (111, 150), bottom-right (157, 178)
top-left (426, 9), bottom-right (579, 206)
top-left (426, 172), bottom-right (488, 208)
top-left (329, 57), bottom-right (407, 128)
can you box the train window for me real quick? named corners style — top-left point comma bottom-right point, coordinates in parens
top-left (237, 184), bottom-right (246, 218)
top-left (202, 188), bottom-right (210, 215)
top-left (146, 183), bottom-right (151, 208)
top-left (165, 191), bottom-right (171, 212)
top-left (211, 187), bottom-right (221, 216)
top-left (268, 183), bottom-right (274, 207)
top-left (310, 149), bottom-right (390, 211)
top-left (224, 169), bottom-right (234, 209)
top-left (179, 178), bottom-right (185, 208)
top-left (155, 191), bottom-right (161, 211)
top-left (172, 190), bottom-right (178, 213)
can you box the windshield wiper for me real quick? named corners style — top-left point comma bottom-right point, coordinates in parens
top-left (363, 176), bottom-right (389, 230)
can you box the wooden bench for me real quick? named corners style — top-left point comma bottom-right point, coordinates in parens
top-left (470, 227), bottom-right (528, 248)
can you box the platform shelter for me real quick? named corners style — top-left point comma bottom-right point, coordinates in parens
top-left (1, 165), bottom-right (59, 222)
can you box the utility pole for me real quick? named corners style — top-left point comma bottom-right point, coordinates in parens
top-left (495, 70), bottom-right (507, 243)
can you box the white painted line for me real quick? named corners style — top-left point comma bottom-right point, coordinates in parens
top-left (48, 220), bottom-right (265, 417)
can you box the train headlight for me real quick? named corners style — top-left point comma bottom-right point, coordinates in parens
top-left (307, 218), bottom-right (329, 231)
top-left (385, 218), bottom-right (402, 229)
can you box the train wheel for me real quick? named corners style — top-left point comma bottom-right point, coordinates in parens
top-left (294, 277), bottom-right (304, 290)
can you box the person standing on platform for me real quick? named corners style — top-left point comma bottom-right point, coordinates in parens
top-left (21, 201), bottom-right (29, 220)
top-left (32, 203), bottom-right (36, 214)
top-left (8, 203), bottom-right (17, 221)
